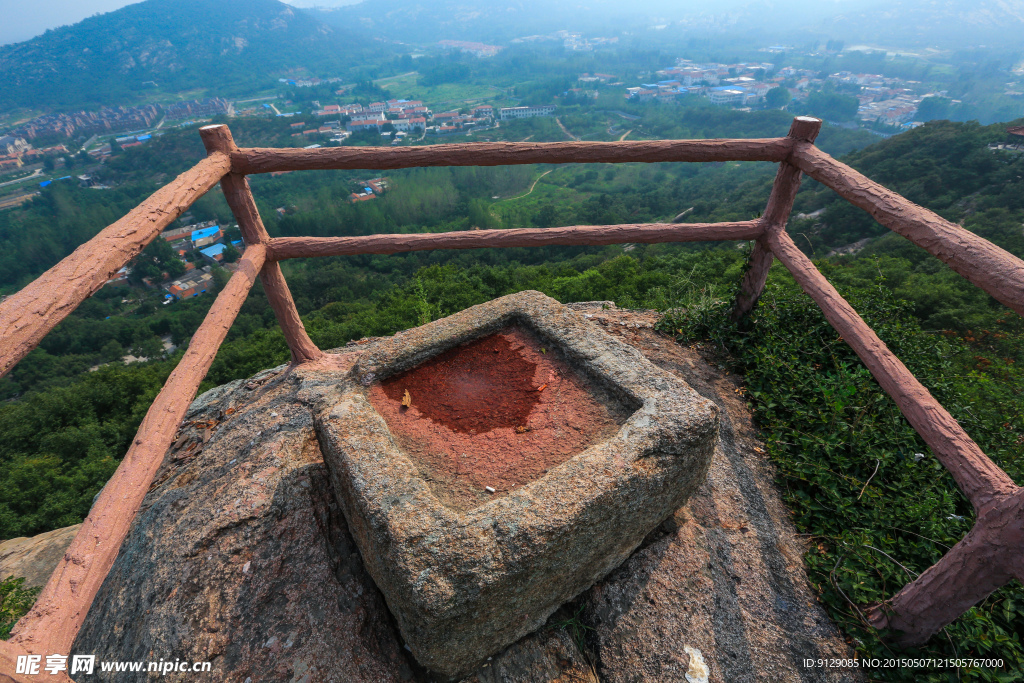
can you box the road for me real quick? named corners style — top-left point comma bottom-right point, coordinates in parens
top-left (0, 168), bottom-right (43, 189)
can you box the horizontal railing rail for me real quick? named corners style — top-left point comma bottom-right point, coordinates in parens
top-left (0, 152), bottom-right (232, 379)
top-left (230, 137), bottom-right (794, 174)
top-left (1, 117), bottom-right (1021, 680)
top-left (791, 143), bottom-right (1024, 318)
top-left (266, 221), bottom-right (763, 261)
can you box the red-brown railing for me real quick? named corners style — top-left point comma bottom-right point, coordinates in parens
top-left (1, 117), bottom-right (1022, 681)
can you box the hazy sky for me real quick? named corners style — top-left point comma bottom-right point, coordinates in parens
top-left (0, 0), bottom-right (368, 46)
top-left (1, 0), bottom-right (140, 46)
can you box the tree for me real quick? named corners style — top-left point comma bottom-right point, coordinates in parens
top-left (916, 97), bottom-right (952, 122)
top-left (100, 340), bottom-right (124, 362)
top-left (534, 205), bottom-right (557, 228)
top-left (801, 91), bottom-right (858, 122)
top-left (221, 244), bottom-right (240, 263)
top-left (766, 87), bottom-right (791, 109)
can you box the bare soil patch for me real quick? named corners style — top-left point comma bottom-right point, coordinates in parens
top-left (369, 325), bottom-right (631, 511)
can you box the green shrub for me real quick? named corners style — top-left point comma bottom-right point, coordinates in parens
top-left (662, 277), bottom-right (1024, 682)
top-left (0, 576), bottom-right (40, 640)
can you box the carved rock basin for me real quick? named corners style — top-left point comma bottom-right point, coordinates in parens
top-left (314, 291), bottom-right (719, 678)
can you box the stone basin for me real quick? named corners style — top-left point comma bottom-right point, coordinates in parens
top-left (315, 290), bottom-right (719, 678)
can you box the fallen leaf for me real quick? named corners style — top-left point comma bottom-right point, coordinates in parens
top-left (401, 390), bottom-right (412, 408)
top-left (541, 347), bottom-right (547, 354)
top-left (515, 425), bottom-right (531, 434)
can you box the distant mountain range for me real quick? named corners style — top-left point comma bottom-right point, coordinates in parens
top-left (2, 0), bottom-right (1021, 116)
top-left (813, 0), bottom-right (1024, 48)
top-left (0, 0), bottom-right (385, 110)
top-left (314, 0), bottom-right (1024, 49)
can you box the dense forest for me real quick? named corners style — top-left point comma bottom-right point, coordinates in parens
top-left (2, 107), bottom-right (1023, 678)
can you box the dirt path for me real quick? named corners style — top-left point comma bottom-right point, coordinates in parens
top-left (495, 169), bottom-right (553, 204)
top-left (555, 117), bottom-right (580, 141)
top-left (619, 129), bottom-right (632, 141)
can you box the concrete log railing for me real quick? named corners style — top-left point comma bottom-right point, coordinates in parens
top-left (1, 119), bottom-right (1022, 676)
top-left (267, 221), bottom-right (763, 260)
top-left (790, 144), bottom-right (1024, 318)
top-left (0, 152), bottom-right (231, 379)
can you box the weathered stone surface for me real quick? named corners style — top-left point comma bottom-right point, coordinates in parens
top-left (459, 626), bottom-right (598, 683)
top-left (65, 300), bottom-right (857, 682)
top-left (0, 525), bottom-right (80, 588)
top-left (72, 365), bottom-right (412, 682)
top-left (571, 303), bottom-right (860, 682)
top-left (313, 291), bottom-right (718, 678)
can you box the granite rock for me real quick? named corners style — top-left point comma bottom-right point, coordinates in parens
top-left (63, 301), bottom-right (858, 682)
top-left (0, 525), bottom-right (80, 588)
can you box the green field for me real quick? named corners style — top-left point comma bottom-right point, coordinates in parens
top-left (376, 72), bottom-right (502, 109)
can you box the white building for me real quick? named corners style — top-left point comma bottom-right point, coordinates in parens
top-left (350, 112), bottom-right (385, 123)
top-left (499, 105), bottom-right (556, 120)
top-left (709, 88), bottom-right (746, 105)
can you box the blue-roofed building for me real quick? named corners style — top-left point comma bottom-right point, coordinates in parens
top-left (199, 243), bottom-right (227, 264)
top-left (191, 226), bottom-right (222, 248)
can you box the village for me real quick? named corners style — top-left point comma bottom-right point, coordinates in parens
top-left (289, 98), bottom-right (556, 144)
top-left (624, 58), bottom-right (938, 128)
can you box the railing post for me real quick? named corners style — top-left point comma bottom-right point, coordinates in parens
top-left (732, 116), bottom-right (821, 320)
top-left (200, 125), bottom-right (323, 364)
top-left (867, 488), bottom-right (1024, 645)
top-left (8, 246), bottom-right (268, 656)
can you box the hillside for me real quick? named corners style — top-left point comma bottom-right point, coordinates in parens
top-left (0, 0), bottom-right (386, 110)
top-left (312, 0), bottom-right (868, 45)
top-left (315, 0), bottom-right (1024, 49)
top-left (814, 0), bottom-right (1024, 48)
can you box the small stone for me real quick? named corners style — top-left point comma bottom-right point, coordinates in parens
top-left (684, 645), bottom-right (709, 683)
top-left (485, 486), bottom-right (496, 494)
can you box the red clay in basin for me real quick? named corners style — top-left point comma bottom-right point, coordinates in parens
top-left (369, 326), bottom-right (630, 511)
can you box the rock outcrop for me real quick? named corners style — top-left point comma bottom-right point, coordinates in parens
top-left (56, 302), bottom-right (858, 682)
top-left (0, 525), bottom-right (79, 588)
